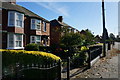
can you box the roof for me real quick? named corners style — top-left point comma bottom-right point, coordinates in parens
top-left (2, 2), bottom-right (49, 22)
top-left (50, 19), bottom-right (71, 27)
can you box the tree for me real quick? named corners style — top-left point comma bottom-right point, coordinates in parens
top-left (102, 28), bottom-right (109, 40)
top-left (95, 35), bottom-right (101, 42)
top-left (116, 35), bottom-right (120, 42)
top-left (60, 32), bottom-right (82, 47)
top-left (80, 29), bottom-right (95, 46)
top-left (109, 33), bottom-right (115, 41)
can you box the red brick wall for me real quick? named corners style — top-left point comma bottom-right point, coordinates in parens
top-left (41, 22), bottom-right (50, 36)
top-left (2, 33), bottom-right (7, 49)
top-left (50, 26), bottom-right (61, 46)
top-left (2, 9), bottom-right (50, 48)
top-left (24, 17), bottom-right (50, 46)
top-left (2, 9), bottom-right (8, 31)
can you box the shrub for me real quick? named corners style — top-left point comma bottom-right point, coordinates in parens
top-left (81, 46), bottom-right (89, 51)
top-left (71, 50), bottom-right (88, 68)
top-left (25, 43), bottom-right (39, 51)
top-left (1, 49), bottom-right (61, 79)
top-left (1, 49), bottom-right (60, 66)
top-left (39, 46), bottom-right (51, 52)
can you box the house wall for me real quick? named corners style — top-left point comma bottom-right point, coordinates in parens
top-left (24, 16), bottom-right (50, 46)
top-left (2, 9), bottom-right (50, 49)
top-left (2, 33), bottom-right (7, 49)
top-left (50, 25), bottom-right (61, 46)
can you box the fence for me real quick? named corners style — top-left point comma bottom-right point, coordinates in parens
top-left (87, 46), bottom-right (102, 68)
top-left (2, 60), bottom-right (61, 80)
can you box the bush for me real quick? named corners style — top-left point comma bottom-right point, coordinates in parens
top-left (39, 46), bottom-right (51, 52)
top-left (71, 50), bottom-right (88, 68)
top-left (81, 46), bottom-right (89, 51)
top-left (25, 43), bottom-right (39, 51)
top-left (1, 49), bottom-right (60, 66)
top-left (1, 49), bottom-right (61, 79)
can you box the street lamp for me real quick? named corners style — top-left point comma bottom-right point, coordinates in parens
top-left (102, 0), bottom-right (106, 57)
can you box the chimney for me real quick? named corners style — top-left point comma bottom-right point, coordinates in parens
top-left (58, 16), bottom-right (63, 22)
top-left (9, 0), bottom-right (16, 4)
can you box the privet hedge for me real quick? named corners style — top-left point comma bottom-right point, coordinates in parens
top-left (1, 49), bottom-right (60, 67)
top-left (1, 49), bottom-right (61, 79)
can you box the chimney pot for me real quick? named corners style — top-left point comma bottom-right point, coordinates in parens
top-left (9, 0), bottom-right (16, 4)
top-left (58, 16), bottom-right (63, 22)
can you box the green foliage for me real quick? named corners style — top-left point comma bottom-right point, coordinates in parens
top-left (109, 33), bottom-right (115, 41)
top-left (1, 49), bottom-right (60, 80)
top-left (1, 49), bottom-right (60, 67)
top-left (81, 46), bottom-right (89, 51)
top-left (25, 43), bottom-right (39, 51)
top-left (60, 32), bottom-right (82, 47)
top-left (80, 29), bottom-right (95, 46)
top-left (71, 51), bottom-right (88, 67)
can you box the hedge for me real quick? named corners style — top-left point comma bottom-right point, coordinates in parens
top-left (1, 49), bottom-right (61, 79)
top-left (1, 49), bottom-right (61, 67)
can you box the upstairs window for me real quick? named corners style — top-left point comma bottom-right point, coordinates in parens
top-left (43, 21), bottom-right (46, 32)
top-left (8, 12), bottom-right (15, 26)
top-left (16, 12), bottom-right (24, 27)
top-left (31, 19), bottom-right (41, 30)
top-left (8, 11), bottom-right (24, 27)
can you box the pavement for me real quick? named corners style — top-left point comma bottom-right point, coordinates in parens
top-left (71, 50), bottom-right (119, 78)
top-left (114, 42), bottom-right (120, 50)
top-left (62, 42), bottom-right (120, 80)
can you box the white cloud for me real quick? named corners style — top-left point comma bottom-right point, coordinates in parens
top-left (36, 2), bottom-right (69, 17)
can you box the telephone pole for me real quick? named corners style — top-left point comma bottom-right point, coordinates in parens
top-left (102, 0), bottom-right (106, 57)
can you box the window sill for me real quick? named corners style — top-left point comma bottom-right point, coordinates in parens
top-left (31, 29), bottom-right (41, 31)
top-left (8, 26), bottom-right (24, 28)
top-left (6, 47), bottom-right (24, 49)
top-left (43, 31), bottom-right (47, 32)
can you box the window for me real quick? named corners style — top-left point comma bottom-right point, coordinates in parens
top-left (16, 12), bottom-right (24, 27)
top-left (8, 11), bottom-right (15, 26)
top-left (8, 33), bottom-right (14, 47)
top-left (15, 34), bottom-right (22, 47)
top-left (30, 36), bottom-right (41, 45)
top-left (8, 11), bottom-right (24, 27)
top-left (31, 19), bottom-right (41, 30)
top-left (8, 33), bottom-right (23, 49)
top-left (31, 36), bottom-right (36, 43)
top-left (43, 22), bottom-right (46, 32)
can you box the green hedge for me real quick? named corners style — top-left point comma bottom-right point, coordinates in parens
top-left (1, 49), bottom-right (60, 67)
top-left (25, 43), bottom-right (39, 51)
top-left (1, 49), bottom-right (61, 79)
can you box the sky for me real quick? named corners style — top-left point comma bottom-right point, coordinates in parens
top-left (17, 2), bottom-right (118, 36)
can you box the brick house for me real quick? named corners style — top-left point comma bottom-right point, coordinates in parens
top-left (50, 16), bottom-right (80, 46)
top-left (1, 2), bottom-right (50, 49)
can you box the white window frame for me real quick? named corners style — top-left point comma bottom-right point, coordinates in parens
top-left (15, 12), bottom-right (24, 28)
top-left (30, 36), bottom-right (41, 44)
top-left (31, 19), bottom-right (41, 30)
top-left (7, 33), bottom-right (24, 49)
top-left (8, 11), bottom-right (15, 27)
top-left (43, 21), bottom-right (46, 32)
top-left (8, 11), bottom-right (24, 27)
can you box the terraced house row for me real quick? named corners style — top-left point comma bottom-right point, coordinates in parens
top-left (0, 1), bottom-right (80, 49)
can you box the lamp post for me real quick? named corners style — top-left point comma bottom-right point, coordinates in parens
top-left (102, 0), bottom-right (106, 57)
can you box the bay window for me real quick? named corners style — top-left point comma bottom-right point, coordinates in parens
top-left (7, 33), bottom-right (23, 49)
top-left (15, 34), bottom-right (22, 47)
top-left (31, 19), bottom-right (41, 30)
top-left (8, 11), bottom-right (24, 27)
top-left (30, 36), bottom-right (41, 45)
